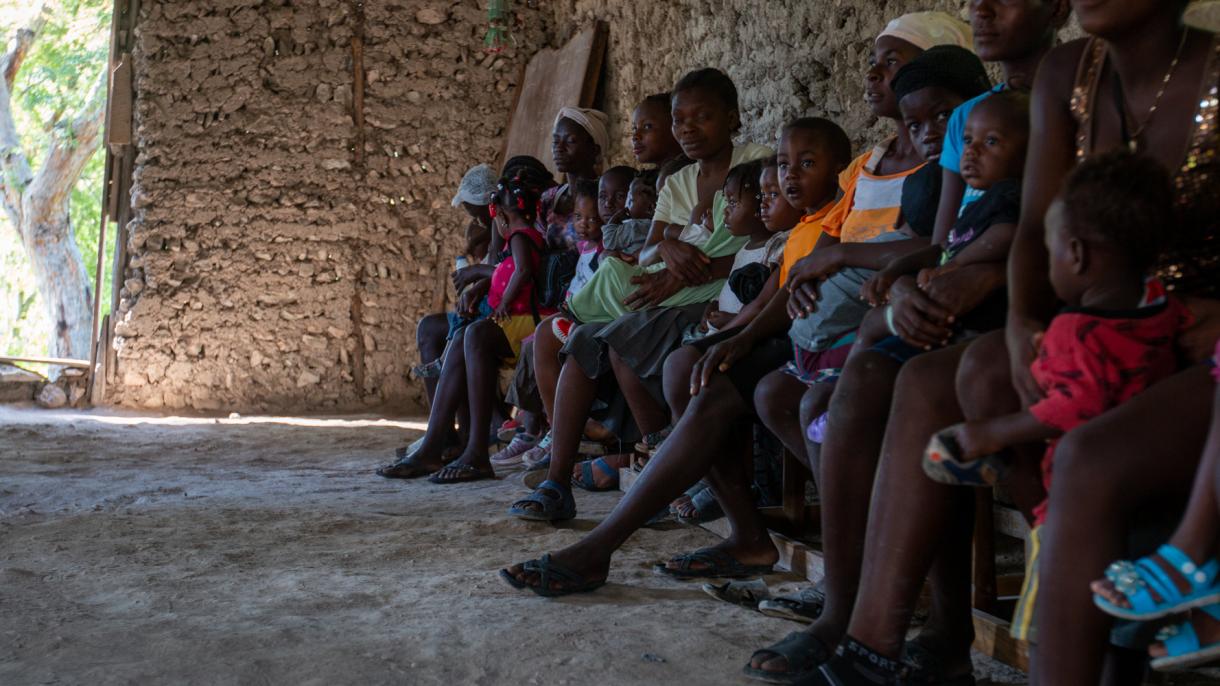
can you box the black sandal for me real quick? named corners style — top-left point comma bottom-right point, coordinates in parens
top-left (901, 638), bottom-right (976, 686)
top-left (795, 636), bottom-right (908, 685)
top-left (654, 547), bottom-right (774, 580)
top-left (498, 553), bottom-right (606, 597)
top-left (376, 459), bottom-right (439, 479)
top-left (742, 631), bottom-right (833, 684)
top-left (427, 463), bottom-right (495, 484)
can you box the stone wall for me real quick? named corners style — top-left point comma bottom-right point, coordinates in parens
top-left (546, 0), bottom-right (971, 164)
top-left (111, 0), bottom-right (547, 412)
top-left (111, 0), bottom-right (1071, 413)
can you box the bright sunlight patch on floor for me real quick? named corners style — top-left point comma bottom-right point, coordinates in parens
top-left (0, 406), bottom-right (429, 431)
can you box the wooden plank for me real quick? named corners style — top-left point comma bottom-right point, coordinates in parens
top-left (1, 355), bottom-right (91, 369)
top-left (500, 22), bottom-right (608, 175)
top-left (972, 609), bottom-right (1030, 673)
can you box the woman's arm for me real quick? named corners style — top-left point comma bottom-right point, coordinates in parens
top-left (932, 169), bottom-right (966, 246)
top-left (1007, 44), bottom-right (1082, 404)
top-left (493, 232), bottom-right (536, 317)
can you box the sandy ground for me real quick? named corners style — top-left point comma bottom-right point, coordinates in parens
top-left (0, 406), bottom-right (1036, 685)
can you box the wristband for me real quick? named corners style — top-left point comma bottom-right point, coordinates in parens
top-left (885, 305), bottom-right (898, 336)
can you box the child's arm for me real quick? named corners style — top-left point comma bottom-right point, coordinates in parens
top-left (917, 222), bottom-right (1016, 289)
top-left (860, 244), bottom-right (944, 306)
top-left (492, 232), bottom-right (536, 319)
top-left (720, 269), bottom-right (780, 331)
top-left (942, 411), bottom-right (1062, 462)
top-left (946, 222), bottom-right (1016, 268)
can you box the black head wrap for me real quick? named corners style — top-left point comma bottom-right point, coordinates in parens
top-left (891, 45), bottom-right (991, 102)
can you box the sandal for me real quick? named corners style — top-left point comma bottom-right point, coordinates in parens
top-left (654, 547), bottom-right (774, 580)
top-left (758, 585), bottom-right (825, 624)
top-left (922, 431), bottom-right (1007, 487)
top-left (702, 579), bottom-right (772, 609)
top-left (1150, 602), bottom-right (1220, 671)
top-left (498, 553), bottom-right (605, 598)
top-left (427, 463), bottom-right (495, 484)
top-left (1094, 544), bottom-right (1220, 621)
top-left (508, 479), bottom-right (576, 522)
top-left (674, 484), bottom-right (723, 525)
top-left (742, 631), bottom-right (833, 684)
top-left (901, 638), bottom-right (976, 685)
top-left (572, 455), bottom-right (625, 491)
top-left (376, 458), bottom-right (439, 479)
top-left (800, 637), bottom-right (908, 685)
top-left (634, 426), bottom-right (672, 455)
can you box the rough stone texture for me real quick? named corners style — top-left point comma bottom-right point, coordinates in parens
top-left (547, 0), bottom-right (974, 162)
top-left (111, 0), bottom-right (547, 413)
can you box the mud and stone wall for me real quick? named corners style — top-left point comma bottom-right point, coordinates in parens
top-left (111, 0), bottom-right (547, 412)
top-left (111, 0), bottom-right (1071, 413)
top-left (546, 0), bottom-right (972, 164)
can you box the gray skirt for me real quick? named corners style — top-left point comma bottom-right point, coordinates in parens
top-left (561, 304), bottom-right (706, 381)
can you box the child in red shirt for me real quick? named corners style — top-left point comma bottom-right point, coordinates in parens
top-left (925, 150), bottom-right (1190, 526)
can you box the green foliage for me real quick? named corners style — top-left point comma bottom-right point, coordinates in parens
top-left (0, 0), bottom-right (111, 358)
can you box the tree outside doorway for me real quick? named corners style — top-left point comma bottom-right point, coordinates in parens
top-left (0, 0), bottom-right (110, 364)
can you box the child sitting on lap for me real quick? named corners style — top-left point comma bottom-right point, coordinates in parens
top-left (924, 151), bottom-right (1190, 642)
top-left (602, 170), bottom-right (660, 263)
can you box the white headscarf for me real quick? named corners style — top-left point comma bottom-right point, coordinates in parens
top-left (450, 163), bottom-right (498, 208)
top-left (553, 107), bottom-right (610, 160)
top-left (879, 11), bottom-right (973, 51)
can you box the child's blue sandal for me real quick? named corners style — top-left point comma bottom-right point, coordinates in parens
top-left (507, 479), bottom-right (576, 522)
top-left (1150, 602), bottom-right (1220, 671)
top-left (1093, 544), bottom-right (1220, 621)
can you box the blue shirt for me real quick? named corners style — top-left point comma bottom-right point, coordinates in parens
top-left (941, 84), bottom-right (1007, 213)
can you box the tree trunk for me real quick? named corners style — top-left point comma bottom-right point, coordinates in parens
top-left (20, 202), bottom-right (93, 359)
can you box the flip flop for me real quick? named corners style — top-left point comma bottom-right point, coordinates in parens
top-left (674, 484), bottom-right (723, 525)
top-left (1151, 602), bottom-right (1220, 671)
top-left (376, 459), bottom-right (439, 479)
top-left (654, 547), bottom-right (774, 580)
top-left (497, 553), bottom-right (606, 598)
top-left (702, 579), bottom-right (772, 609)
top-left (427, 463), bottom-right (495, 484)
top-left (742, 631), bottom-right (833, 684)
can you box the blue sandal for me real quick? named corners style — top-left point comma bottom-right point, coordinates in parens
top-left (1094, 544), bottom-right (1220, 621)
top-left (1150, 603), bottom-right (1220, 671)
top-left (507, 479), bottom-right (576, 522)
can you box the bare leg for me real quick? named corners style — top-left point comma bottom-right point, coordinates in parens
top-left (750, 350), bottom-right (907, 676)
top-left (532, 316), bottom-right (563, 423)
top-left (663, 345), bottom-right (700, 422)
top-left (406, 327), bottom-right (473, 469)
top-left (845, 344), bottom-right (974, 663)
top-left (609, 348), bottom-right (669, 437)
top-left (756, 370), bottom-right (814, 458)
top-left (433, 319), bottom-right (513, 476)
top-left (1035, 364), bottom-right (1213, 685)
top-left (416, 313), bottom-right (449, 405)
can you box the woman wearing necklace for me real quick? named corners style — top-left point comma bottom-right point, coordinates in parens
top-left (796, 1), bottom-right (1220, 684)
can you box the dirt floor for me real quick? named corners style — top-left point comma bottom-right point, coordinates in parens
top-left (0, 405), bottom-right (1158, 685)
